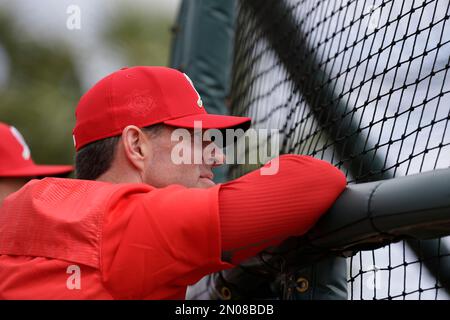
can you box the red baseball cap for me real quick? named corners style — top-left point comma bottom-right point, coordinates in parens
top-left (0, 122), bottom-right (73, 178)
top-left (73, 66), bottom-right (251, 151)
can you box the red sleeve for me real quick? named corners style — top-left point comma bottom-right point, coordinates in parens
top-left (101, 184), bottom-right (231, 299)
top-left (219, 154), bottom-right (347, 264)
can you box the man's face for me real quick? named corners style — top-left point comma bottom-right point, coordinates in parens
top-left (142, 126), bottom-right (224, 189)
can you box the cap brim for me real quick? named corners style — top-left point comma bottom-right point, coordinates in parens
top-left (0, 164), bottom-right (73, 178)
top-left (163, 113), bottom-right (251, 131)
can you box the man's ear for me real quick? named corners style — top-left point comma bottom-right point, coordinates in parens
top-left (121, 125), bottom-right (150, 172)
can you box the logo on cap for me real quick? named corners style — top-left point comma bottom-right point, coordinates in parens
top-left (183, 73), bottom-right (203, 108)
top-left (10, 126), bottom-right (31, 160)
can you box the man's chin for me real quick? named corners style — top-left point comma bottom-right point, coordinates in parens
top-left (197, 177), bottom-right (216, 188)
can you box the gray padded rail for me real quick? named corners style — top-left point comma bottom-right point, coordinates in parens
top-left (305, 168), bottom-right (450, 254)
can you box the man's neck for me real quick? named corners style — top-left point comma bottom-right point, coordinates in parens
top-left (96, 169), bottom-right (142, 185)
top-left (0, 178), bottom-right (29, 205)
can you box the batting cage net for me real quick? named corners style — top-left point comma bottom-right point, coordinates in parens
top-left (229, 0), bottom-right (450, 300)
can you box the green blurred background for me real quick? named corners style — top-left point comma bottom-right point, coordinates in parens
top-left (0, 0), bottom-right (178, 166)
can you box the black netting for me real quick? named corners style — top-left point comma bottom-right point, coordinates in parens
top-left (229, 0), bottom-right (450, 300)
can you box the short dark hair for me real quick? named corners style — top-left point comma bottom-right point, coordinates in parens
top-left (75, 124), bottom-right (164, 180)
